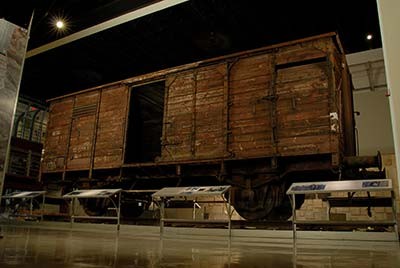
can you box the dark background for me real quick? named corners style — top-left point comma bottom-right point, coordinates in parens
top-left (1, 0), bottom-right (382, 101)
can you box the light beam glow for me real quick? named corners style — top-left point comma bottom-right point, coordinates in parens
top-left (56, 20), bottom-right (64, 29)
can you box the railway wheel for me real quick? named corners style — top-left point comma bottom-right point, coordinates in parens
top-left (232, 182), bottom-right (286, 220)
top-left (79, 198), bottom-right (110, 216)
top-left (264, 194), bottom-right (305, 221)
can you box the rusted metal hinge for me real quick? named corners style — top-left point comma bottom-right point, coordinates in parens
top-left (261, 94), bottom-right (277, 101)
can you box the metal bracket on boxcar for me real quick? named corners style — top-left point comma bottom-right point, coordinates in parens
top-left (261, 94), bottom-right (277, 101)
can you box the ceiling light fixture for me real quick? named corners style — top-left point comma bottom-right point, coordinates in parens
top-left (49, 14), bottom-right (70, 36)
top-left (56, 20), bottom-right (64, 29)
top-left (26, 0), bottom-right (189, 58)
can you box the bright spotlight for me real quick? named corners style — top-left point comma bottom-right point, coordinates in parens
top-left (56, 20), bottom-right (64, 29)
top-left (49, 14), bottom-right (71, 36)
top-left (366, 34), bottom-right (373, 40)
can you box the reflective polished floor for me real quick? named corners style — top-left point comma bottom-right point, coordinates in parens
top-left (0, 224), bottom-right (399, 267)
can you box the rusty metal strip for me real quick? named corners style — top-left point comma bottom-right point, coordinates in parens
top-left (190, 71), bottom-right (198, 157)
top-left (269, 51), bottom-right (279, 163)
top-left (88, 91), bottom-right (102, 179)
top-left (224, 59), bottom-right (237, 157)
top-left (161, 76), bottom-right (176, 160)
top-left (63, 97), bottom-right (76, 180)
top-left (223, 62), bottom-right (230, 157)
top-left (121, 86), bottom-right (132, 167)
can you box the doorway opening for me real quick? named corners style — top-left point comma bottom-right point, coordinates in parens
top-left (125, 81), bottom-right (165, 163)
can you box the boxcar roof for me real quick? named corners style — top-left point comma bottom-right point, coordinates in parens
top-left (47, 32), bottom-right (342, 102)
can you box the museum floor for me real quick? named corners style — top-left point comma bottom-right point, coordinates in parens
top-left (0, 223), bottom-right (399, 267)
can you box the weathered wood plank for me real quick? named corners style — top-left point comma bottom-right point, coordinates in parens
top-left (278, 134), bottom-right (332, 156)
top-left (42, 98), bottom-right (74, 172)
top-left (94, 85), bottom-right (128, 169)
top-left (276, 47), bottom-right (326, 65)
top-left (276, 63), bottom-right (326, 83)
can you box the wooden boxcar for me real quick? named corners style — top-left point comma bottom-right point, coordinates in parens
top-left (41, 33), bottom-right (382, 220)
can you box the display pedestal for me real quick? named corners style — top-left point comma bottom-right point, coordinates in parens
top-left (287, 179), bottom-right (398, 245)
top-left (63, 189), bottom-right (122, 230)
top-left (152, 185), bottom-right (232, 237)
top-left (2, 191), bottom-right (46, 221)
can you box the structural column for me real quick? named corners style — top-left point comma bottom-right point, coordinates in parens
top-left (376, 0), bottom-right (400, 193)
top-left (0, 20), bottom-right (29, 201)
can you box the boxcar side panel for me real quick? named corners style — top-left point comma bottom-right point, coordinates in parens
top-left (162, 72), bottom-right (195, 160)
top-left (229, 54), bottom-right (273, 158)
top-left (162, 64), bottom-right (227, 161)
top-left (94, 85), bottom-right (128, 168)
top-left (41, 97), bottom-right (74, 172)
top-left (66, 91), bottom-right (99, 170)
top-left (276, 59), bottom-right (332, 156)
top-left (194, 64), bottom-right (226, 159)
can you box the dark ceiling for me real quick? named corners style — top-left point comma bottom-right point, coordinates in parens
top-left (1, 0), bottom-right (382, 101)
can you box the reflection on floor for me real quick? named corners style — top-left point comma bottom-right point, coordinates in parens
top-left (0, 223), bottom-right (399, 267)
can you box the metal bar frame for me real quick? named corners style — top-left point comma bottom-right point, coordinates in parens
top-left (88, 90), bottom-right (102, 179)
top-left (156, 187), bottom-right (232, 238)
top-left (2, 192), bottom-right (46, 221)
top-left (391, 191), bottom-right (399, 240)
top-left (67, 191), bottom-right (122, 231)
top-left (289, 185), bottom-right (399, 245)
top-left (290, 194), bottom-right (296, 246)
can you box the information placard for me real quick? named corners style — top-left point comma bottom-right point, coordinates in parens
top-left (287, 179), bottom-right (392, 195)
top-left (3, 191), bottom-right (46, 199)
top-left (152, 185), bottom-right (230, 198)
top-left (63, 189), bottom-right (122, 199)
